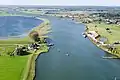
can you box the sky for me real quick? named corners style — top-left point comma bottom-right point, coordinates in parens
top-left (0, 0), bottom-right (120, 6)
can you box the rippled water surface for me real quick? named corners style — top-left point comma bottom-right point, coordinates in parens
top-left (36, 17), bottom-right (120, 80)
top-left (0, 16), bottom-right (42, 37)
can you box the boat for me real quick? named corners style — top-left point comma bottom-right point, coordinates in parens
top-left (48, 43), bottom-right (54, 46)
top-left (82, 32), bottom-right (87, 38)
top-left (65, 54), bottom-right (69, 56)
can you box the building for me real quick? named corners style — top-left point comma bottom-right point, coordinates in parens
top-left (88, 31), bottom-right (100, 39)
top-left (87, 31), bottom-right (100, 43)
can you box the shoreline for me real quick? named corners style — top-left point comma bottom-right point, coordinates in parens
top-left (23, 18), bottom-right (50, 80)
top-left (84, 24), bottom-right (120, 58)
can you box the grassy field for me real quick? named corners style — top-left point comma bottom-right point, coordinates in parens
top-left (86, 22), bottom-right (120, 44)
top-left (0, 55), bottom-right (29, 80)
top-left (0, 37), bottom-right (33, 56)
top-left (0, 37), bottom-right (33, 44)
top-left (0, 11), bottom-right (11, 16)
top-left (0, 43), bottom-right (49, 80)
top-left (0, 37), bottom-right (32, 80)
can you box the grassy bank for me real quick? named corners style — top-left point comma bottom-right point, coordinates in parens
top-left (25, 44), bottom-right (49, 80)
top-left (24, 18), bottom-right (50, 80)
top-left (86, 22), bottom-right (120, 57)
top-left (0, 16), bottom-right (50, 80)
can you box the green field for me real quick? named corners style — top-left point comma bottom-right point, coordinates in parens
top-left (0, 55), bottom-right (29, 80)
top-left (86, 23), bottom-right (120, 44)
top-left (0, 11), bottom-right (12, 16)
top-left (0, 37), bottom-right (33, 56)
top-left (0, 37), bottom-right (33, 80)
top-left (0, 37), bottom-right (48, 80)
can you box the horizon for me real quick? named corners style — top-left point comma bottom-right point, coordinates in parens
top-left (0, 0), bottom-right (120, 6)
top-left (0, 5), bottom-right (120, 7)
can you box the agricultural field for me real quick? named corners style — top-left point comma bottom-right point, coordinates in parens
top-left (0, 55), bottom-right (29, 80)
top-left (0, 37), bottom-right (33, 80)
top-left (86, 22), bottom-right (120, 44)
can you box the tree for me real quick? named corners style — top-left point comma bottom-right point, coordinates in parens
top-left (29, 22), bottom-right (51, 42)
top-left (29, 31), bottom-right (40, 42)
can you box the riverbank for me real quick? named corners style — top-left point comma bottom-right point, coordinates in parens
top-left (85, 22), bottom-right (120, 58)
top-left (24, 44), bottom-right (49, 80)
top-left (22, 18), bottom-right (50, 80)
top-left (0, 15), bottom-right (50, 80)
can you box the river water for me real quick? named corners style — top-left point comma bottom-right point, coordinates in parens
top-left (36, 17), bottom-right (120, 80)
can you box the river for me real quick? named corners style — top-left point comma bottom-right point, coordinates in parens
top-left (36, 16), bottom-right (120, 80)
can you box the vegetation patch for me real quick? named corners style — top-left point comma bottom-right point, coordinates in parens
top-left (0, 55), bottom-right (29, 80)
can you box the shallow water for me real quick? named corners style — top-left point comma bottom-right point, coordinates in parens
top-left (0, 16), bottom-right (42, 37)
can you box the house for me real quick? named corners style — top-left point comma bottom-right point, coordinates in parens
top-left (87, 31), bottom-right (100, 43)
top-left (88, 31), bottom-right (100, 39)
top-left (28, 43), bottom-right (39, 50)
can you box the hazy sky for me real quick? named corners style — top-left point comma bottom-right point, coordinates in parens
top-left (0, 0), bottom-right (120, 6)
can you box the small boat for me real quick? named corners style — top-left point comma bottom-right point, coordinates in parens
top-left (65, 54), bottom-right (69, 56)
top-left (82, 32), bottom-right (85, 35)
top-left (48, 43), bottom-right (54, 46)
top-left (82, 32), bottom-right (87, 38)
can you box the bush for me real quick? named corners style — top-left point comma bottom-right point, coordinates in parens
top-left (15, 47), bottom-right (30, 56)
